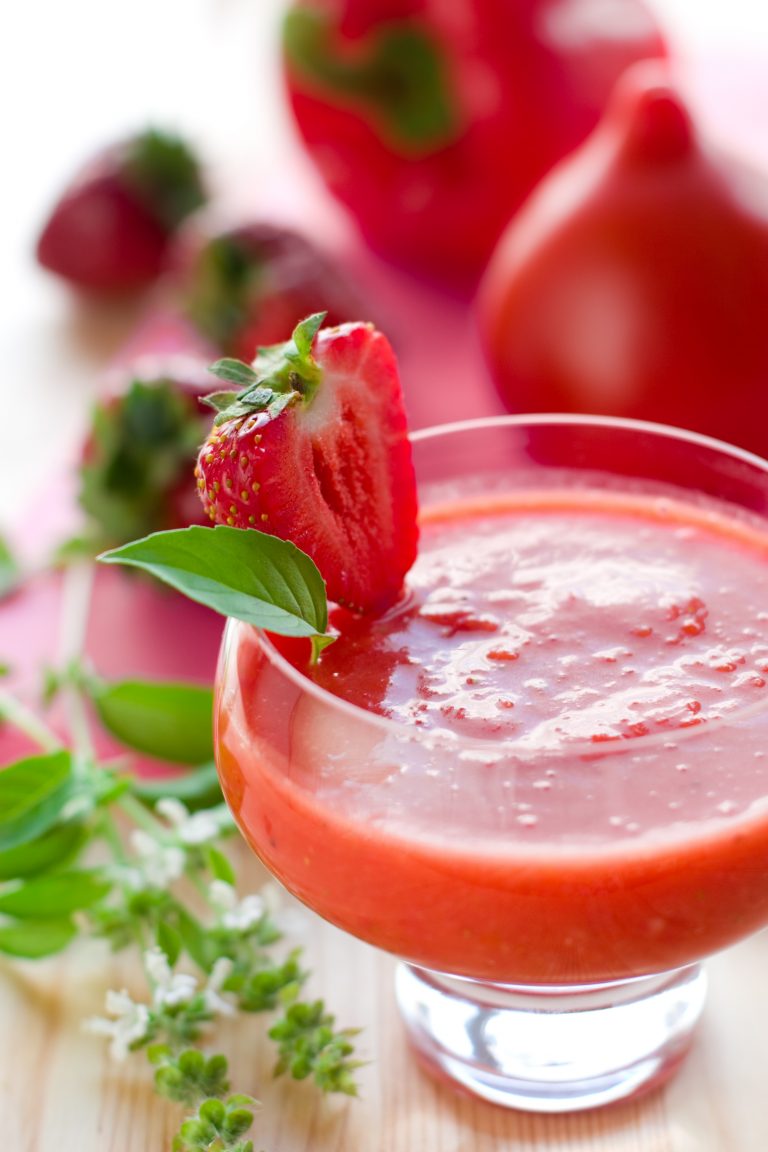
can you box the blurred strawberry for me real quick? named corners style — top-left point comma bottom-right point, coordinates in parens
top-left (172, 220), bottom-right (364, 361)
top-left (79, 355), bottom-right (213, 548)
top-left (476, 63), bottom-right (768, 461)
top-left (36, 128), bottom-right (207, 292)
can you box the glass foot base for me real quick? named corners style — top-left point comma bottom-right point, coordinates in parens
top-left (395, 961), bottom-right (707, 1112)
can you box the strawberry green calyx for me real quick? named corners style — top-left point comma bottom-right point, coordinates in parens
top-left (182, 231), bottom-right (258, 350)
top-left (123, 128), bottom-right (207, 231)
top-left (283, 7), bottom-right (460, 155)
top-left (203, 313), bottom-right (327, 426)
top-left (79, 378), bottom-right (207, 546)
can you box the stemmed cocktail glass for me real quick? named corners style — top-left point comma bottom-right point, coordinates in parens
top-left (214, 416), bottom-right (768, 1111)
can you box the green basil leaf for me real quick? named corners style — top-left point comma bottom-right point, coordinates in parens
top-left (89, 679), bottom-right (214, 766)
top-left (98, 525), bottom-right (329, 638)
top-left (0, 536), bottom-right (20, 599)
top-left (176, 908), bottom-right (213, 971)
top-left (0, 751), bottom-right (75, 852)
top-left (0, 823), bottom-right (88, 880)
top-left (0, 870), bottom-right (111, 919)
top-left (156, 920), bottom-right (182, 966)
top-left (206, 846), bottom-right (236, 886)
top-left (132, 761), bottom-right (223, 811)
top-left (91, 773), bottom-right (132, 808)
top-left (0, 917), bottom-right (78, 958)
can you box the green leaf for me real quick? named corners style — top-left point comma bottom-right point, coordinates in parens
top-left (0, 822), bottom-right (88, 880)
top-left (199, 1097), bottom-right (226, 1126)
top-left (0, 751), bottom-right (75, 852)
top-left (283, 8), bottom-right (459, 155)
top-left (125, 127), bottom-right (207, 230)
top-left (0, 917), bottom-right (78, 958)
top-left (208, 387), bottom-right (299, 427)
top-left (239, 953), bottom-right (306, 1013)
top-left (181, 232), bottom-right (258, 351)
top-left (157, 920), bottom-right (183, 966)
top-left (249, 312), bottom-right (323, 395)
top-left (0, 870), bottom-right (111, 919)
top-left (205, 846), bottom-right (236, 886)
top-left (51, 534), bottom-right (101, 565)
top-left (291, 312), bottom-right (325, 359)
top-left (268, 998), bottom-right (360, 1093)
top-left (208, 360), bottom-right (259, 389)
top-left (0, 535), bottom-right (21, 599)
top-left (226, 1094), bottom-right (258, 1109)
top-left (98, 525), bottom-right (330, 640)
top-left (132, 761), bottom-right (223, 812)
top-left (310, 633), bottom-right (337, 663)
top-left (89, 678), bottom-right (214, 766)
top-left (78, 377), bottom-right (207, 548)
top-left (206, 313), bottom-right (326, 427)
top-left (199, 389), bottom-right (239, 414)
top-left (176, 908), bottom-right (213, 971)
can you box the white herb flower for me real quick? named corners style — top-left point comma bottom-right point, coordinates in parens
top-left (83, 989), bottom-right (151, 1060)
top-left (130, 830), bottom-right (186, 888)
top-left (108, 863), bottom-right (145, 891)
top-left (203, 957), bottom-right (236, 1017)
top-left (209, 880), bottom-right (265, 932)
top-left (260, 880), bottom-right (309, 938)
top-left (144, 946), bottom-right (198, 1009)
top-left (156, 797), bottom-right (221, 845)
top-left (260, 881), bottom-right (283, 916)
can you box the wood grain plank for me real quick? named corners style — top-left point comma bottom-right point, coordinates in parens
top-left (4, 858), bottom-right (766, 1152)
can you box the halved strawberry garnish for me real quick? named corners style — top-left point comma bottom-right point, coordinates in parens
top-left (195, 313), bottom-right (418, 614)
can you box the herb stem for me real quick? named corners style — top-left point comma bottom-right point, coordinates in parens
top-left (117, 791), bottom-right (169, 836)
top-left (0, 689), bottom-right (62, 752)
top-left (57, 560), bottom-right (95, 666)
top-left (187, 867), bottom-right (217, 908)
top-left (98, 810), bottom-right (129, 864)
top-left (57, 561), bottom-right (97, 771)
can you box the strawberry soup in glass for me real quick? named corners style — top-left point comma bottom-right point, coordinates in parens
top-left (214, 415), bottom-right (768, 1112)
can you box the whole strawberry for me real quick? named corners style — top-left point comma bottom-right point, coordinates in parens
top-left (196, 313), bottom-right (418, 614)
top-left (79, 355), bottom-right (213, 547)
top-left (36, 128), bottom-right (207, 292)
top-left (172, 221), bottom-right (364, 361)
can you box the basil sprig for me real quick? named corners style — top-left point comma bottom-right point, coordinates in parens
top-left (99, 524), bottom-right (334, 658)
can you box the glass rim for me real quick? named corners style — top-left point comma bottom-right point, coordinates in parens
top-left (243, 412), bottom-right (768, 759)
top-left (407, 410), bottom-right (768, 466)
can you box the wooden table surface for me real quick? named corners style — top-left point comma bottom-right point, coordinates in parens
top-left (3, 864), bottom-right (768, 1152)
top-left (4, 1), bottom-right (768, 1149)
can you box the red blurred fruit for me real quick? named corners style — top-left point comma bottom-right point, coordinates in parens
top-left (172, 220), bottom-right (365, 361)
top-left (79, 354), bottom-right (214, 547)
top-left (281, 0), bottom-right (666, 285)
top-left (36, 128), bottom-right (206, 292)
top-left (476, 63), bottom-right (768, 461)
top-left (196, 314), bottom-right (418, 614)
